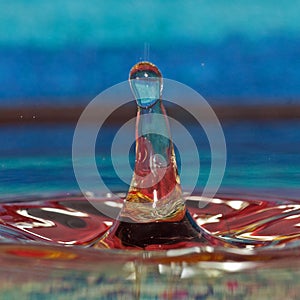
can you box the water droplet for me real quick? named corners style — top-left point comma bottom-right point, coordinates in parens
top-left (129, 61), bottom-right (163, 109)
top-left (95, 61), bottom-right (223, 250)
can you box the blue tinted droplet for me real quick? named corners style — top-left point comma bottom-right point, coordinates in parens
top-left (129, 61), bottom-right (163, 108)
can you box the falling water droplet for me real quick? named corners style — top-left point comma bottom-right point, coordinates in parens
top-left (129, 61), bottom-right (162, 109)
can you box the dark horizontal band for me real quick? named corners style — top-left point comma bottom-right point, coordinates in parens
top-left (0, 102), bottom-right (299, 125)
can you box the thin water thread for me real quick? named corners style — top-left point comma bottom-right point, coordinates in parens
top-left (144, 42), bottom-right (150, 61)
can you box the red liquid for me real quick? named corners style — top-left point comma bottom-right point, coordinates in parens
top-left (1, 194), bottom-right (300, 249)
top-left (0, 196), bottom-right (111, 246)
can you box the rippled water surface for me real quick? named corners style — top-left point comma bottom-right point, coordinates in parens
top-left (0, 120), bottom-right (299, 299)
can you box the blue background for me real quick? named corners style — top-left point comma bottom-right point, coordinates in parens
top-left (0, 1), bottom-right (299, 197)
top-left (0, 0), bottom-right (299, 105)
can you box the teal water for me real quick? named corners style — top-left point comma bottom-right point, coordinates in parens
top-left (1, 121), bottom-right (299, 198)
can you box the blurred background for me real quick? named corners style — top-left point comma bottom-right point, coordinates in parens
top-left (0, 0), bottom-right (299, 197)
top-left (1, 0), bottom-right (300, 106)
